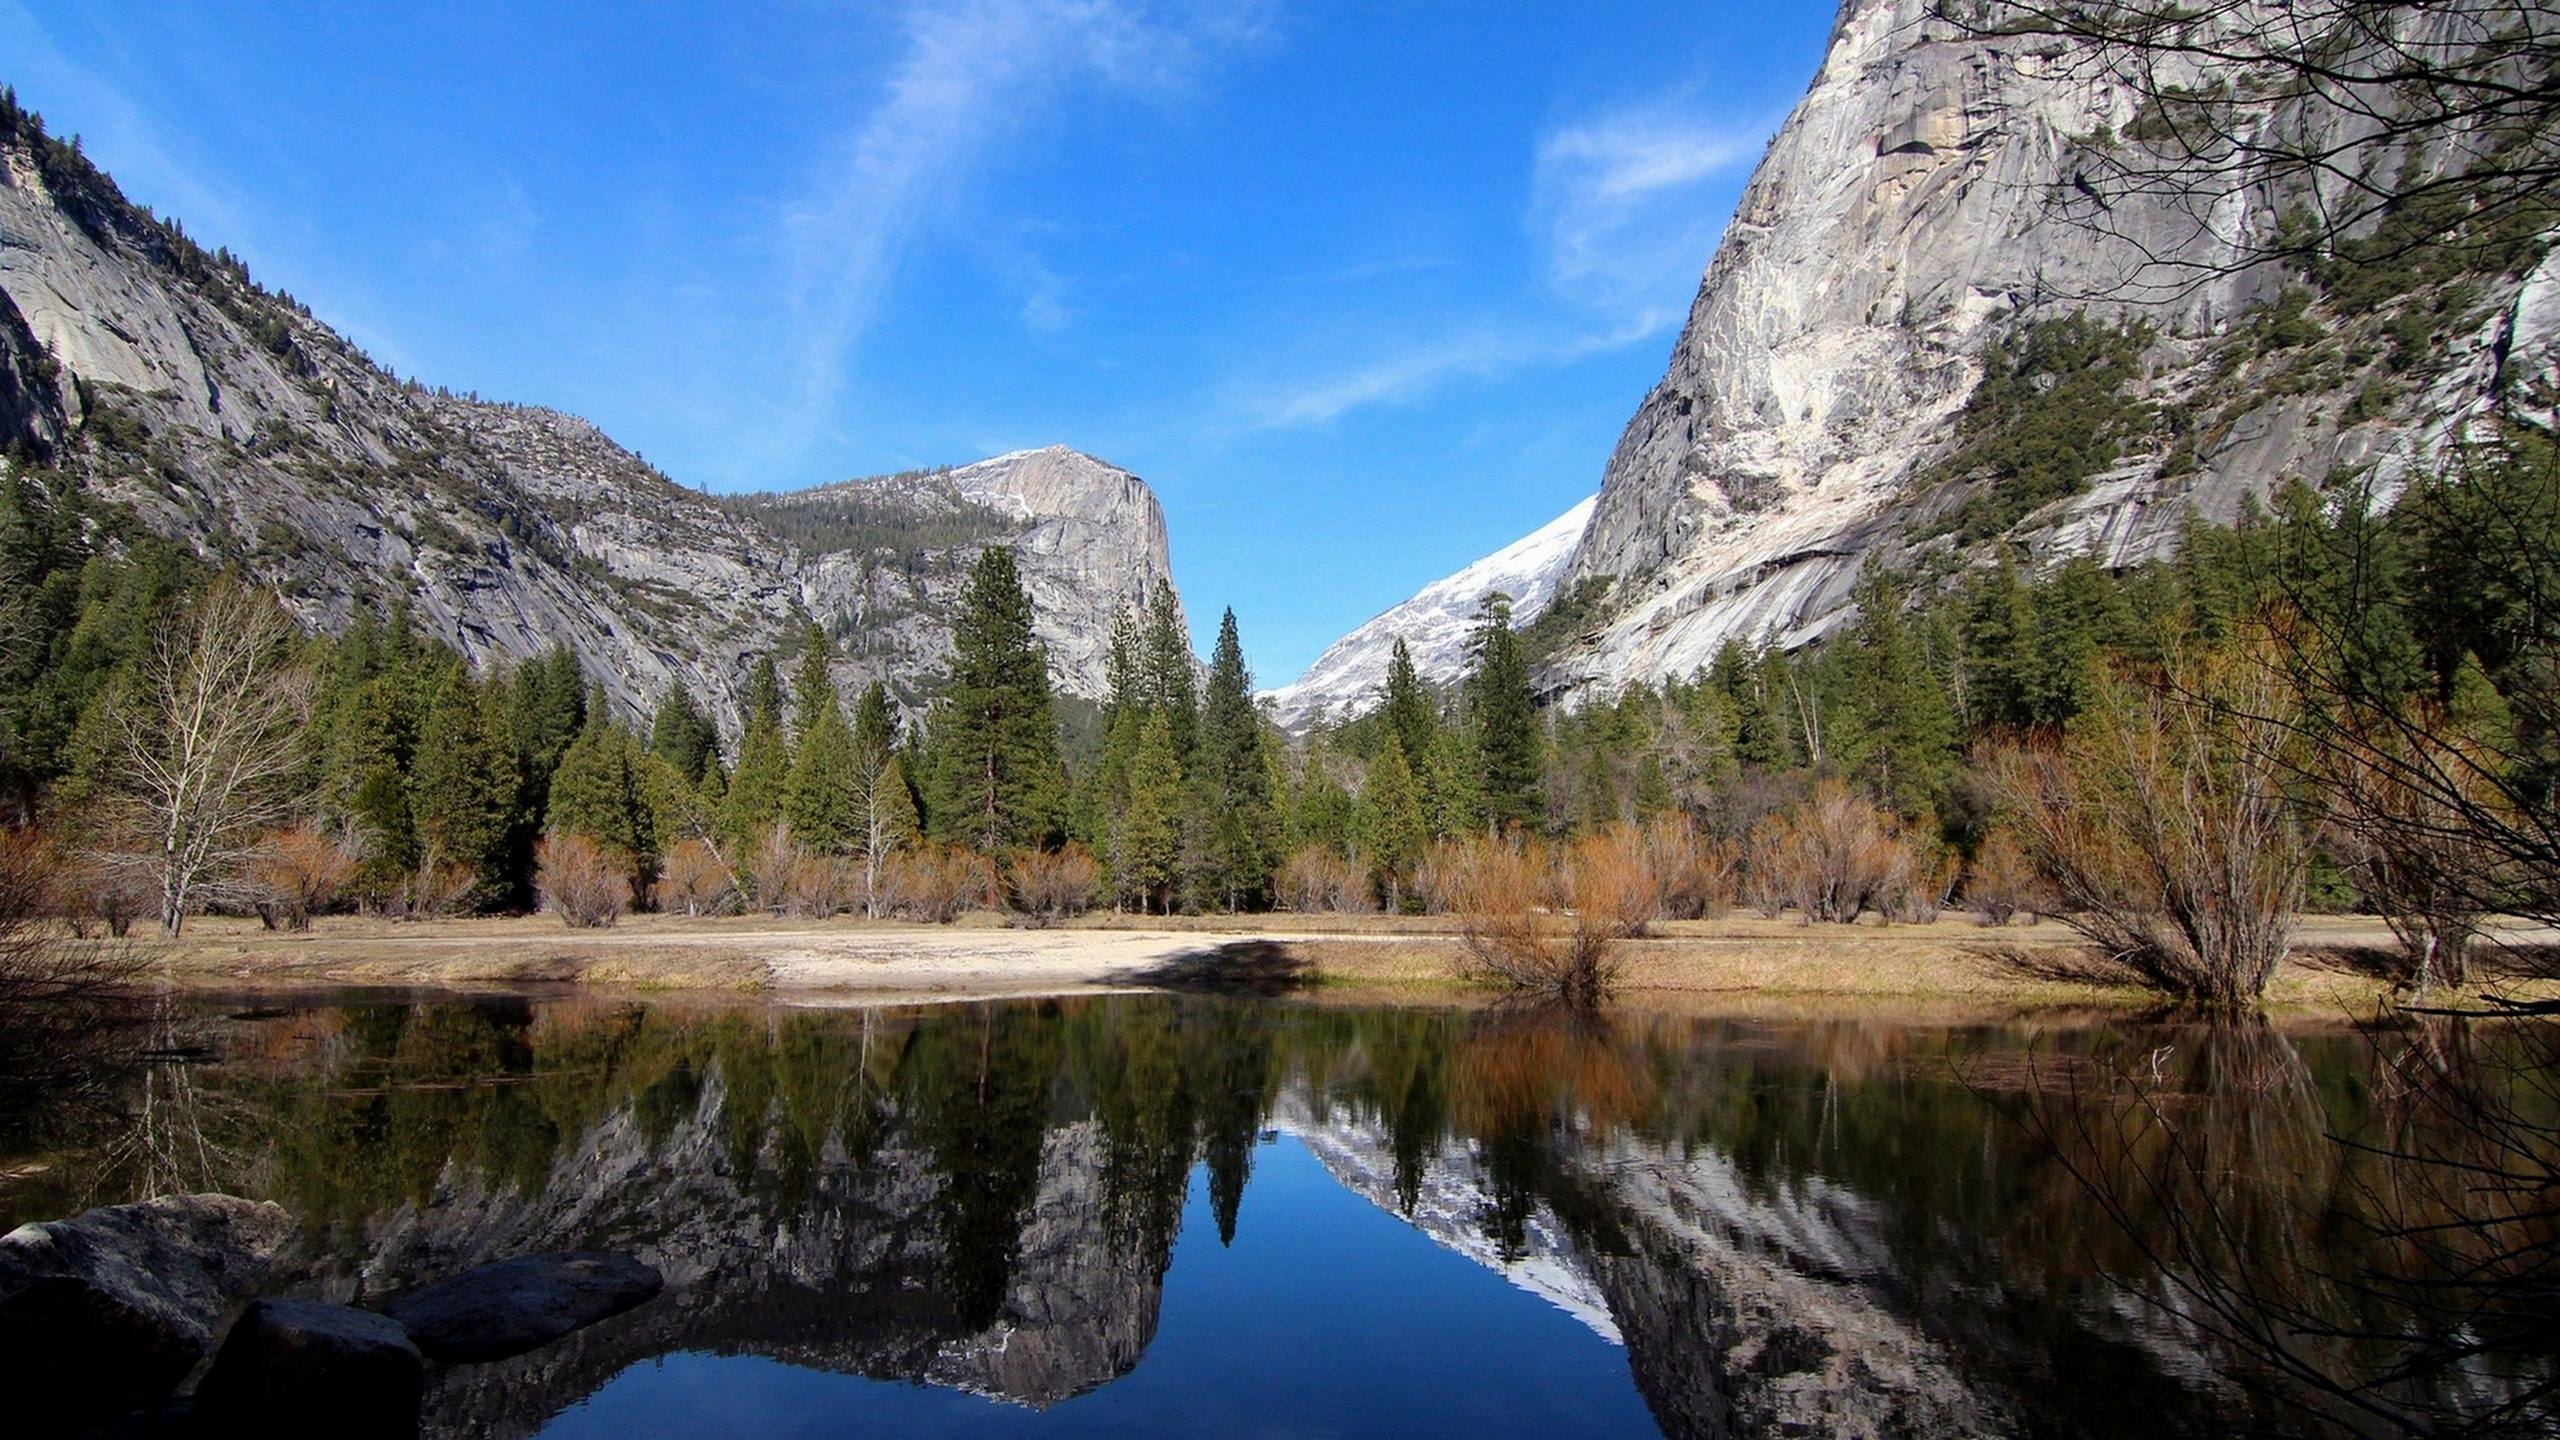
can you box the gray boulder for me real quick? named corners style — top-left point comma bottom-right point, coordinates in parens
top-left (0, 1193), bottom-right (293, 1430)
top-left (191, 1299), bottom-right (423, 1437)
top-left (385, 1252), bottom-right (662, 1363)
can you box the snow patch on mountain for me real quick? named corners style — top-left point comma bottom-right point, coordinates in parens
top-left (1261, 495), bottom-right (1596, 731)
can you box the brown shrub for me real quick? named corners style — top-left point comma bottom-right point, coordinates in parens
top-left (1276, 845), bottom-right (1375, 914)
top-left (1414, 839), bottom-right (1479, 915)
top-left (1643, 814), bottom-right (1737, 920)
top-left (884, 844), bottom-right (1001, 923)
top-left (657, 838), bottom-right (736, 916)
top-left (0, 828), bottom-right (141, 1111)
top-left (2322, 723), bottom-right (2509, 994)
top-left (1965, 830), bottom-right (2047, 927)
top-left (1749, 780), bottom-right (1928, 924)
top-left (1987, 653), bottom-right (2305, 1006)
top-left (744, 822), bottom-right (803, 915)
top-left (537, 833), bottom-right (631, 928)
top-left (245, 823), bottom-right (360, 930)
top-left (1008, 845), bottom-right (1103, 927)
top-left (1566, 824), bottom-right (1666, 938)
top-left (1437, 833), bottom-right (1630, 1005)
top-left (781, 853), bottom-right (861, 918)
top-left (1879, 848), bottom-right (1959, 925)
top-left (392, 857), bottom-right (475, 921)
top-left (57, 850), bottom-right (153, 939)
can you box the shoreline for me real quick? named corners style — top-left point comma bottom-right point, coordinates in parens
top-left (101, 911), bottom-right (2557, 1014)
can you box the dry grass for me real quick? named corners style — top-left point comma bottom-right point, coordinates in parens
top-left (89, 900), bottom-right (2560, 1015)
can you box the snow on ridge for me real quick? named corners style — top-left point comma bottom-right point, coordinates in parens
top-left (1270, 1099), bottom-right (1623, 1345)
top-left (1261, 495), bottom-right (1596, 731)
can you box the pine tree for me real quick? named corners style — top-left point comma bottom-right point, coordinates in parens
top-left (1091, 702), bottom-right (1143, 857)
top-left (743, 654), bottom-right (787, 728)
top-left (1713, 639), bottom-right (1788, 771)
top-left (930, 547), bottom-right (1065, 852)
top-left (1464, 594), bottom-right (1540, 832)
top-left (411, 672), bottom-right (514, 900)
top-left (649, 681), bottom-right (717, 784)
top-left (1359, 732), bottom-right (1428, 910)
top-left (1286, 738), bottom-right (1359, 854)
top-left (791, 623), bottom-right (839, 741)
top-left (1140, 600), bottom-right (1197, 758)
top-left (785, 693), bottom-right (861, 852)
top-left (1420, 726), bottom-right (1484, 838)
top-left (1194, 609), bottom-right (1278, 908)
top-left (720, 655), bottom-right (792, 850)
top-left (1959, 560), bottom-right (2038, 735)
top-left (1380, 638), bottom-right (1437, 767)
top-left (1840, 568), bottom-right (1956, 815)
top-left (851, 680), bottom-right (897, 763)
top-left (514, 645), bottom-right (587, 796)
top-left (643, 749), bottom-right (717, 855)
top-left (547, 715), bottom-right (654, 872)
top-left (1105, 604), bottom-right (1145, 715)
top-left (1117, 709), bottom-right (1182, 913)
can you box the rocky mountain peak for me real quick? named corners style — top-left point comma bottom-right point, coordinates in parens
top-left (1288, 0), bottom-right (2557, 715)
top-left (0, 99), bottom-right (1187, 730)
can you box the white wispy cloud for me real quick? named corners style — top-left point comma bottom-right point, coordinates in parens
top-left (1237, 310), bottom-right (1670, 430)
top-left (770, 0), bottom-right (1271, 460)
top-left (1220, 88), bottom-right (1767, 435)
top-left (1533, 104), bottom-right (1762, 313)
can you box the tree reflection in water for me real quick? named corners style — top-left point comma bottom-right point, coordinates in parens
top-left (1, 993), bottom-right (2549, 1439)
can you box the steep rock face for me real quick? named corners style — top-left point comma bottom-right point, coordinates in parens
top-left (316, 1069), bottom-right (1165, 1439)
top-left (748, 446), bottom-right (1184, 713)
top-left (1261, 495), bottom-right (1594, 730)
top-left (1527, 0), bottom-right (2558, 694)
top-left (0, 116), bottom-right (1183, 727)
top-left (1281, 1093), bottom-right (2010, 1439)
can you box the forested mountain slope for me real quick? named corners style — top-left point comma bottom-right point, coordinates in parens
top-left (0, 96), bottom-right (1183, 728)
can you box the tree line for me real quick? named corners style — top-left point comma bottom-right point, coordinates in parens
top-left (6, 433), bottom-right (2553, 982)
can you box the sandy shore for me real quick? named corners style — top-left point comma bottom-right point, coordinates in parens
top-left (111, 909), bottom-right (2559, 1012)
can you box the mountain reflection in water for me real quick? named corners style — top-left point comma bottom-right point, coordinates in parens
top-left (1, 993), bottom-right (2530, 1438)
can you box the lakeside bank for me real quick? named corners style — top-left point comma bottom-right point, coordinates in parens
top-left (105, 911), bottom-right (2556, 1012)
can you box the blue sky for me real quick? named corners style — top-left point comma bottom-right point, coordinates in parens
top-left (1, 0), bottom-right (1836, 682)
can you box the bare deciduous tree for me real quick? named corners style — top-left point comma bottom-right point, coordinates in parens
top-left (103, 582), bottom-right (313, 937)
top-left (657, 837), bottom-right (735, 916)
top-left (853, 750), bottom-right (915, 919)
top-left (2323, 719), bottom-right (2514, 993)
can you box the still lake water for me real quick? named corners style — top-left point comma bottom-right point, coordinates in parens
top-left (1, 990), bottom-right (2532, 1437)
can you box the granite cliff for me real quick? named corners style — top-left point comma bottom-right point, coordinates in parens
top-left (1276, 0), bottom-right (2558, 718)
